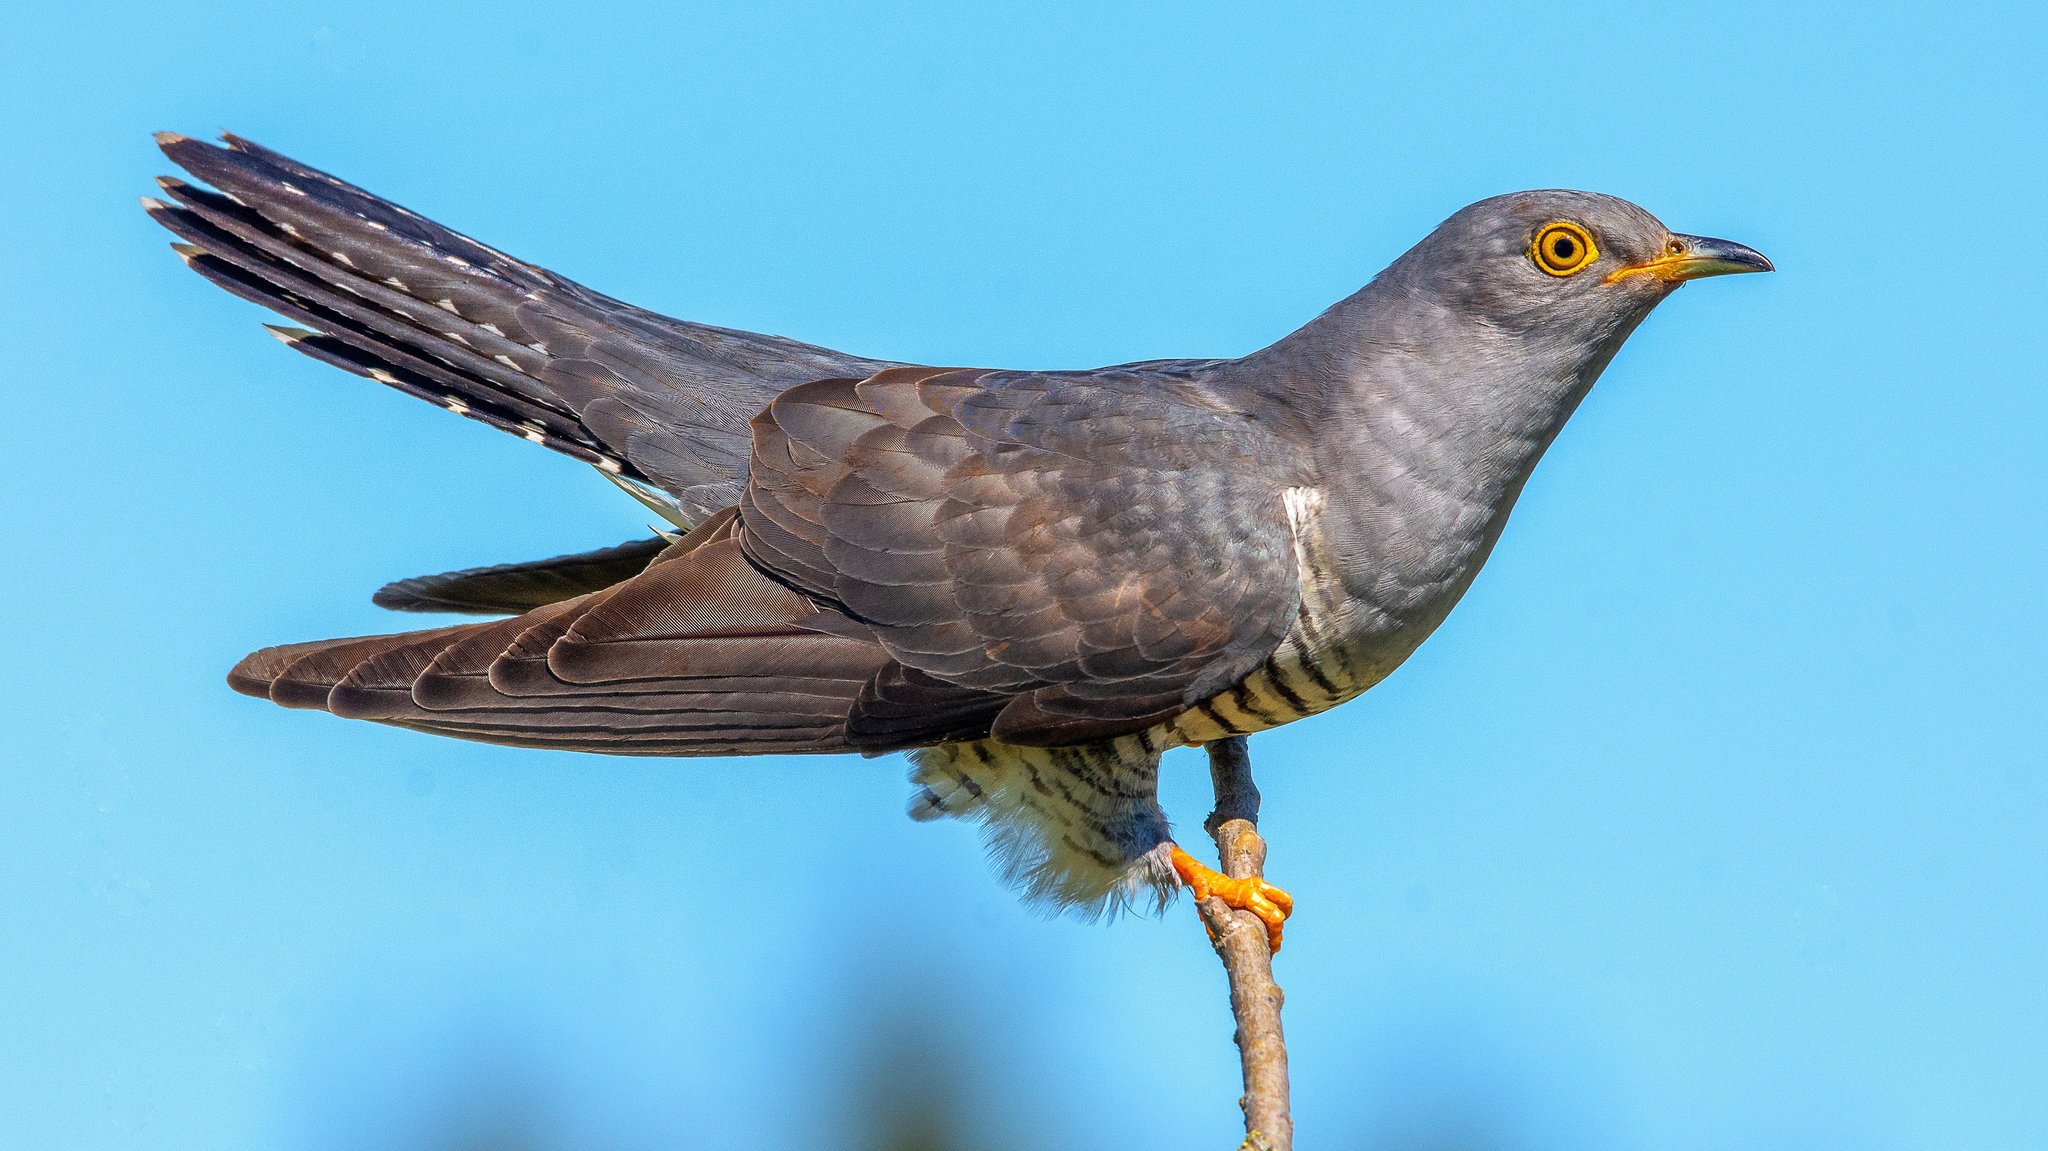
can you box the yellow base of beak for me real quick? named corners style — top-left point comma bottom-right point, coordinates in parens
top-left (1608, 234), bottom-right (1773, 283)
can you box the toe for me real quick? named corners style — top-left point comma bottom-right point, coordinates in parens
top-left (1263, 881), bottom-right (1295, 916)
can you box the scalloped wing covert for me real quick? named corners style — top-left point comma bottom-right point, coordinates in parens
top-left (741, 366), bottom-right (1307, 748)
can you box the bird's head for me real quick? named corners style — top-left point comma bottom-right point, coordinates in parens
top-left (1384, 189), bottom-right (1771, 362)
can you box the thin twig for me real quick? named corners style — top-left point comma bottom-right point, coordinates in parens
top-left (1196, 736), bottom-right (1291, 1151)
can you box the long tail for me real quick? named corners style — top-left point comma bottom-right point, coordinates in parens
top-left (228, 518), bottom-right (890, 756)
top-left (146, 132), bottom-right (893, 520)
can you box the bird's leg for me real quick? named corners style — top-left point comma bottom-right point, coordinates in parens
top-left (1186, 736), bottom-right (1294, 1150)
top-left (1170, 842), bottom-right (1294, 952)
top-left (1170, 735), bottom-right (1294, 953)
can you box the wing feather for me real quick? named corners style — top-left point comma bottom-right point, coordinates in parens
top-left (741, 365), bottom-right (1309, 748)
top-left (226, 525), bottom-right (889, 755)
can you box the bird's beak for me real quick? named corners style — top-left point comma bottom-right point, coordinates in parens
top-left (1606, 234), bottom-right (1774, 284)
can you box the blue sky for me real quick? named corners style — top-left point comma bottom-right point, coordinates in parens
top-left (3, 2), bottom-right (2044, 1148)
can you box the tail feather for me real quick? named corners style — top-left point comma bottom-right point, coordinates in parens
top-left (148, 173), bottom-right (573, 413)
top-left (151, 192), bottom-right (612, 464)
top-left (150, 131), bottom-right (896, 519)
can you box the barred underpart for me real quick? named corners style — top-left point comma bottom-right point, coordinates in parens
top-left (908, 734), bottom-right (1179, 917)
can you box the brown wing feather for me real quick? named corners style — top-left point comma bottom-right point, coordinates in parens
top-left (741, 365), bottom-right (1308, 748)
top-left (371, 536), bottom-right (669, 615)
top-left (227, 523), bottom-right (891, 755)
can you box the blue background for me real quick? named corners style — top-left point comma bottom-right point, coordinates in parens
top-left (4, 3), bottom-right (2044, 1148)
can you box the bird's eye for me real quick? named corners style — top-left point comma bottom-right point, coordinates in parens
top-left (1530, 222), bottom-right (1598, 276)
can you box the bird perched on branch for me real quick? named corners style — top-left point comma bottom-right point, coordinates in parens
top-left (147, 133), bottom-right (1768, 948)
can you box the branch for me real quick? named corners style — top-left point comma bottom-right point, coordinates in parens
top-left (1195, 736), bottom-right (1292, 1151)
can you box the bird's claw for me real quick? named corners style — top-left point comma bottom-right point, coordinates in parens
top-left (1169, 843), bottom-right (1294, 953)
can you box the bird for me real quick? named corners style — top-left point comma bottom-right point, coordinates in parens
top-left (146, 132), bottom-right (1769, 949)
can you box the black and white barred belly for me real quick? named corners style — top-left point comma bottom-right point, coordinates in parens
top-left (1164, 485), bottom-right (1415, 746)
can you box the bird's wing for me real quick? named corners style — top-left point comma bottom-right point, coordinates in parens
top-left (742, 365), bottom-right (1308, 748)
top-left (228, 511), bottom-right (889, 755)
top-left (146, 133), bottom-right (896, 521)
top-left (370, 536), bottom-right (671, 615)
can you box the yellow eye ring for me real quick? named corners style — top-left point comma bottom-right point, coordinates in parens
top-left (1531, 222), bottom-right (1598, 276)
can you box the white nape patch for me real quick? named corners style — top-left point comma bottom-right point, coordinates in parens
top-left (384, 276), bottom-right (409, 291)
top-left (478, 323), bottom-right (505, 337)
top-left (331, 251), bottom-right (354, 267)
top-left (493, 354), bottom-right (520, 369)
top-left (434, 299), bottom-right (460, 315)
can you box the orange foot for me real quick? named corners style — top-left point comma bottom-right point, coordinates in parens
top-left (1169, 843), bottom-right (1295, 953)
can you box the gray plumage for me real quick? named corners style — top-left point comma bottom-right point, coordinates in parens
top-left (151, 133), bottom-right (1768, 916)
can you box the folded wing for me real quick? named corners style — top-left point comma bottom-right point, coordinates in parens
top-left (227, 515), bottom-right (890, 755)
top-left (741, 365), bottom-right (1309, 748)
top-left (371, 536), bottom-right (671, 615)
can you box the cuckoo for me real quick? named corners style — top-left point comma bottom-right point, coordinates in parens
top-left (146, 133), bottom-right (1769, 948)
